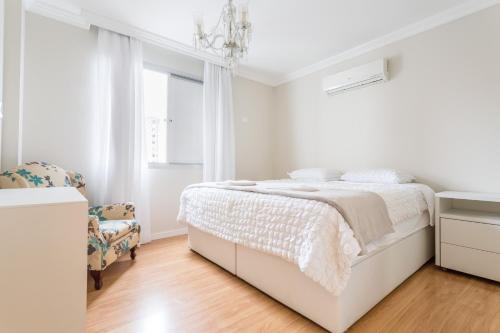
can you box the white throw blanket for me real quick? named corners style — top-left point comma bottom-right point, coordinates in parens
top-left (178, 180), bottom-right (434, 295)
top-left (187, 181), bottom-right (395, 254)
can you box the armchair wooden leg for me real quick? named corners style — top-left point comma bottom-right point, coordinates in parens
top-left (90, 270), bottom-right (103, 290)
top-left (130, 246), bottom-right (137, 260)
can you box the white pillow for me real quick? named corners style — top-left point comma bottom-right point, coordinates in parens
top-left (288, 168), bottom-right (343, 182)
top-left (341, 169), bottom-right (415, 184)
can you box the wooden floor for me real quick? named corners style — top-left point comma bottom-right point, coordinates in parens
top-left (87, 236), bottom-right (500, 333)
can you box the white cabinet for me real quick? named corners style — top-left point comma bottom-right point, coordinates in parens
top-left (0, 187), bottom-right (88, 333)
top-left (435, 191), bottom-right (500, 282)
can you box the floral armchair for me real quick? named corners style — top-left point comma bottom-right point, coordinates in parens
top-left (0, 161), bottom-right (140, 290)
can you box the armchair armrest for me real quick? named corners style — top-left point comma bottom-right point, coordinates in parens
top-left (88, 202), bottom-right (136, 221)
top-left (88, 214), bottom-right (101, 233)
top-left (88, 215), bottom-right (105, 244)
top-left (66, 170), bottom-right (87, 197)
top-left (87, 215), bottom-right (108, 271)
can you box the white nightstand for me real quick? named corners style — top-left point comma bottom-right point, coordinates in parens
top-left (435, 191), bottom-right (500, 282)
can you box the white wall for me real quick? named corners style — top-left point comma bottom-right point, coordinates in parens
top-left (233, 76), bottom-right (274, 180)
top-left (273, 5), bottom-right (500, 193)
top-left (1, 0), bottom-right (24, 170)
top-left (23, 13), bottom-right (97, 183)
top-left (22, 13), bottom-right (274, 238)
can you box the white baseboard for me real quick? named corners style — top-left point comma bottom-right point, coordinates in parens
top-left (151, 227), bottom-right (188, 241)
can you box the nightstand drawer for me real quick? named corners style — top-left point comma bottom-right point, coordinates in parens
top-left (441, 243), bottom-right (500, 282)
top-left (441, 218), bottom-right (500, 253)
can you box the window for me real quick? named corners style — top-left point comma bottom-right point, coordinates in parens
top-left (144, 69), bottom-right (168, 163)
top-left (143, 66), bottom-right (203, 165)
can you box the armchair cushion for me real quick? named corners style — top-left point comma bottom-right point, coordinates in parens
top-left (89, 203), bottom-right (136, 221)
top-left (99, 219), bottom-right (140, 243)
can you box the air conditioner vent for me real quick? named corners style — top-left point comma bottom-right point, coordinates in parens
top-left (322, 59), bottom-right (388, 95)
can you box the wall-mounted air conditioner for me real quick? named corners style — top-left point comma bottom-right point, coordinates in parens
top-left (322, 59), bottom-right (388, 95)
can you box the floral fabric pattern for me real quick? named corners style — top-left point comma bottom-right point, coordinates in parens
top-left (88, 217), bottom-right (140, 270)
top-left (88, 203), bottom-right (135, 221)
top-left (0, 161), bottom-right (72, 190)
top-left (0, 162), bottom-right (140, 272)
top-left (99, 219), bottom-right (140, 242)
top-left (66, 170), bottom-right (87, 197)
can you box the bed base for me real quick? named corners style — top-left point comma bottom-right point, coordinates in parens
top-left (188, 225), bottom-right (434, 333)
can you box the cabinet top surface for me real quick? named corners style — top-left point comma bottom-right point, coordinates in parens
top-left (0, 187), bottom-right (87, 208)
top-left (436, 191), bottom-right (500, 203)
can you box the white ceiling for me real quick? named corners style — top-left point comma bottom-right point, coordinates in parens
top-left (34, 0), bottom-right (496, 85)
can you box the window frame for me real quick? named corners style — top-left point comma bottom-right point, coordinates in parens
top-left (143, 62), bottom-right (204, 169)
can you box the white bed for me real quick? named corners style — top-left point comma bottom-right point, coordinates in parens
top-left (179, 180), bottom-right (435, 332)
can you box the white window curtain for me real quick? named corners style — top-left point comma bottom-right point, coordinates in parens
top-left (203, 62), bottom-right (235, 182)
top-left (93, 28), bottom-right (151, 243)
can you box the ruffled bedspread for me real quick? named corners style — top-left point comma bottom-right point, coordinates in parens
top-left (177, 180), bottom-right (434, 295)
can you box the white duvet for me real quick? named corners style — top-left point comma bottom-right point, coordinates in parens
top-left (177, 180), bottom-right (434, 295)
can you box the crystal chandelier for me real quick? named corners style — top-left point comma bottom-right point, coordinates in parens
top-left (193, 0), bottom-right (252, 69)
